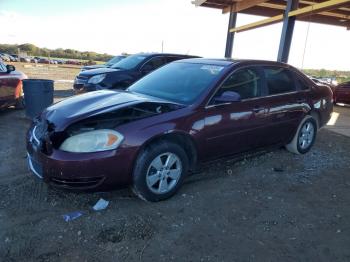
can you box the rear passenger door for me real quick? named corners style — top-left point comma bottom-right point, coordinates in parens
top-left (260, 66), bottom-right (306, 145)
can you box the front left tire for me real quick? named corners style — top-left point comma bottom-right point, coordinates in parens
top-left (132, 141), bottom-right (189, 202)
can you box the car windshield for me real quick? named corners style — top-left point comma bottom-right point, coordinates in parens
top-left (111, 54), bottom-right (147, 70)
top-left (105, 56), bottom-right (125, 66)
top-left (128, 62), bottom-right (225, 105)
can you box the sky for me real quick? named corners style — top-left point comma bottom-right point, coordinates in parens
top-left (0, 0), bottom-right (349, 70)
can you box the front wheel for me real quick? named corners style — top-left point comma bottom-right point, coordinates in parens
top-left (286, 115), bottom-right (317, 154)
top-left (132, 141), bottom-right (189, 202)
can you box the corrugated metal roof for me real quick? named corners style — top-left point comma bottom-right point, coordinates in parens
top-left (192, 0), bottom-right (350, 29)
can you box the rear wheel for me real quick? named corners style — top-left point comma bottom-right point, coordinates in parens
top-left (286, 115), bottom-right (317, 154)
top-left (132, 141), bottom-right (188, 202)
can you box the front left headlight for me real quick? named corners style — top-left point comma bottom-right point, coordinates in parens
top-left (88, 74), bottom-right (106, 84)
top-left (60, 129), bottom-right (124, 153)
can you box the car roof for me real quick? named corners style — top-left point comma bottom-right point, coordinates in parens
top-left (176, 58), bottom-right (290, 68)
top-left (134, 53), bottom-right (199, 58)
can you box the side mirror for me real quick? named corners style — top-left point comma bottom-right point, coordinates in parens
top-left (6, 64), bottom-right (15, 73)
top-left (214, 91), bottom-right (241, 104)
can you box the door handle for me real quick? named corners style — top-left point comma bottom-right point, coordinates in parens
top-left (252, 107), bottom-right (266, 113)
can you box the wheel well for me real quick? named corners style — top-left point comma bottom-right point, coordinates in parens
top-left (309, 111), bottom-right (321, 129)
top-left (141, 133), bottom-right (198, 171)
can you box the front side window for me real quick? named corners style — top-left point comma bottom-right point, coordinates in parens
top-left (264, 67), bottom-right (296, 95)
top-left (214, 68), bottom-right (260, 100)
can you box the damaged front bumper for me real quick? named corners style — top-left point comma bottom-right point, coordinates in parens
top-left (26, 127), bottom-right (137, 191)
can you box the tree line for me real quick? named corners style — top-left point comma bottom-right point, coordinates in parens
top-left (0, 43), bottom-right (114, 62)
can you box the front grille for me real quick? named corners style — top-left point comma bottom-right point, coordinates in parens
top-left (33, 121), bottom-right (48, 144)
top-left (73, 83), bottom-right (84, 90)
top-left (50, 176), bottom-right (105, 189)
top-left (31, 121), bottom-right (53, 155)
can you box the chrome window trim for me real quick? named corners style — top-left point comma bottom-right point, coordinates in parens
top-left (205, 65), bottom-right (301, 109)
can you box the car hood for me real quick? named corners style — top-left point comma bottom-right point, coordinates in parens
top-left (82, 65), bottom-right (106, 70)
top-left (42, 90), bottom-right (172, 131)
top-left (79, 67), bottom-right (122, 76)
top-left (1, 70), bottom-right (28, 80)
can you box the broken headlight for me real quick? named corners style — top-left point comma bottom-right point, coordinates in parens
top-left (59, 129), bottom-right (124, 153)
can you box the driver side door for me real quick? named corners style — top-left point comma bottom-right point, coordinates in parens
top-left (201, 67), bottom-right (269, 160)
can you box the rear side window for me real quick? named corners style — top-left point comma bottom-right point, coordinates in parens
top-left (296, 77), bottom-right (310, 90)
top-left (264, 67), bottom-right (296, 95)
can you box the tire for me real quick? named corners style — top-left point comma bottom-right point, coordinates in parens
top-left (286, 115), bottom-right (317, 155)
top-left (15, 96), bottom-right (25, 109)
top-left (132, 141), bottom-right (189, 202)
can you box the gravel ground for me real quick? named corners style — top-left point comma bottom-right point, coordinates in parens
top-left (1, 105), bottom-right (350, 261)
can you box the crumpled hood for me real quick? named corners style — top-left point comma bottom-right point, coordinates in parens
top-left (42, 90), bottom-right (160, 131)
top-left (79, 67), bottom-right (121, 76)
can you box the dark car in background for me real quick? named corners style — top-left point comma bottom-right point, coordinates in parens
top-left (0, 61), bottom-right (27, 109)
top-left (27, 59), bottom-right (333, 201)
top-left (73, 53), bottom-right (199, 93)
top-left (334, 81), bottom-right (350, 104)
top-left (10, 54), bottom-right (20, 62)
top-left (80, 55), bottom-right (127, 72)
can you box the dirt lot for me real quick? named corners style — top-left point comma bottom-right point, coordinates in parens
top-left (14, 62), bottom-right (79, 98)
top-left (1, 65), bottom-right (350, 261)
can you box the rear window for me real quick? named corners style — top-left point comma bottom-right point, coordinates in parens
top-left (264, 67), bottom-right (296, 95)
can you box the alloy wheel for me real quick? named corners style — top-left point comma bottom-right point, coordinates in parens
top-left (298, 121), bottom-right (315, 150)
top-left (146, 152), bottom-right (182, 194)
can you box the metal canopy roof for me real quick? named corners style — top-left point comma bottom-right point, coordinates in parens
top-left (192, 0), bottom-right (350, 31)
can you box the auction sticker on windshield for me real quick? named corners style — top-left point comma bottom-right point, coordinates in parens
top-left (200, 65), bottom-right (224, 75)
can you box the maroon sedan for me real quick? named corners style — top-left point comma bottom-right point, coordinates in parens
top-left (334, 81), bottom-right (350, 104)
top-left (0, 61), bottom-right (27, 109)
top-left (26, 59), bottom-right (333, 201)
